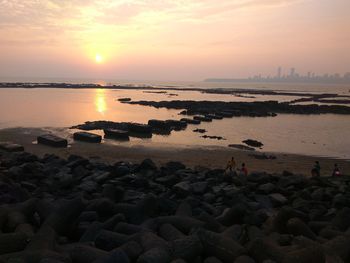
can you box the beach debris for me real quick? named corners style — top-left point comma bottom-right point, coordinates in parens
top-left (73, 131), bottom-right (102, 143)
top-left (37, 134), bottom-right (68, 147)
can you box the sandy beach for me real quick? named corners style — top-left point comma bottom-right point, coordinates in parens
top-left (0, 127), bottom-right (348, 176)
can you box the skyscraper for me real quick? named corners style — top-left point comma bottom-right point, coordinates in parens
top-left (277, 67), bottom-right (282, 79)
top-left (290, 67), bottom-right (295, 77)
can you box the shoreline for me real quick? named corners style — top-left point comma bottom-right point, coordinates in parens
top-left (0, 127), bottom-right (349, 176)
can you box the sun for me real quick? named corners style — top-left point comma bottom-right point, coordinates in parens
top-left (95, 54), bottom-right (103, 64)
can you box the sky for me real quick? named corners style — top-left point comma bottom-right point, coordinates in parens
top-left (0, 0), bottom-right (349, 81)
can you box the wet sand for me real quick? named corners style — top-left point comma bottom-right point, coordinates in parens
top-left (0, 127), bottom-right (349, 176)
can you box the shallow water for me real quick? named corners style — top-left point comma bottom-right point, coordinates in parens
top-left (0, 87), bottom-right (349, 159)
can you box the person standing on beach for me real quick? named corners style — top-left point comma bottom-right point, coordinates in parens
top-left (226, 157), bottom-right (236, 173)
top-left (314, 161), bottom-right (321, 176)
top-left (332, 164), bottom-right (341, 177)
top-left (241, 163), bottom-right (248, 176)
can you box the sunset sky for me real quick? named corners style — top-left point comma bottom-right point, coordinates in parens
top-left (0, 0), bottom-right (349, 81)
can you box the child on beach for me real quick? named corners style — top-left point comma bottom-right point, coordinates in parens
top-left (240, 163), bottom-right (248, 176)
top-left (332, 164), bottom-right (341, 177)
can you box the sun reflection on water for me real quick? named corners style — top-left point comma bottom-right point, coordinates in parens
top-left (95, 89), bottom-right (107, 114)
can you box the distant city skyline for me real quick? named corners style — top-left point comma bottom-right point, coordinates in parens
top-left (249, 67), bottom-right (350, 81)
top-left (206, 67), bottom-right (350, 84)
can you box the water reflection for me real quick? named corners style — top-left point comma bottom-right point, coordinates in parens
top-left (95, 89), bottom-right (107, 114)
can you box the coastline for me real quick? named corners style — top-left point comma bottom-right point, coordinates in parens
top-left (1, 127), bottom-right (349, 176)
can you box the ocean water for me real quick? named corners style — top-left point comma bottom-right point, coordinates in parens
top-left (0, 83), bottom-right (349, 159)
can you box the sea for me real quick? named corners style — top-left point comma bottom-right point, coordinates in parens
top-left (0, 78), bottom-right (349, 160)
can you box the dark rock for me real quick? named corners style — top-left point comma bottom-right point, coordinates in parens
top-left (164, 161), bottom-right (186, 173)
top-left (180, 118), bottom-right (201, 125)
top-left (191, 182), bottom-right (208, 195)
top-left (118, 98), bottom-right (131, 102)
top-left (78, 181), bottom-right (98, 193)
top-left (203, 257), bottom-right (223, 263)
top-left (114, 163), bottom-right (131, 176)
top-left (247, 238), bottom-right (285, 263)
top-left (137, 247), bottom-right (171, 263)
top-left (114, 222), bottom-right (145, 235)
top-left (217, 204), bottom-right (246, 226)
top-left (323, 235), bottom-right (350, 262)
top-left (171, 236), bottom-right (203, 262)
top-left (102, 185), bottom-right (124, 202)
top-left (0, 232), bottom-right (28, 254)
top-left (0, 142), bottom-right (24, 152)
top-left (128, 123), bottom-right (152, 136)
top-left (175, 202), bottom-right (192, 217)
top-left (269, 193), bottom-right (288, 206)
top-left (138, 159), bottom-right (157, 171)
top-left (221, 225), bottom-right (243, 242)
top-left (332, 207), bottom-right (350, 231)
top-left (173, 182), bottom-right (192, 197)
top-left (193, 129), bottom-right (207, 133)
top-left (37, 134), bottom-right (68, 148)
top-left (94, 248), bottom-right (130, 263)
top-left (104, 129), bottom-right (129, 140)
top-left (159, 224), bottom-right (186, 241)
top-left (286, 218), bottom-right (317, 240)
top-left (197, 229), bottom-right (245, 263)
top-left (64, 243), bottom-right (108, 263)
top-left (95, 230), bottom-right (130, 251)
top-left (119, 241), bottom-right (143, 262)
top-left (282, 244), bottom-right (325, 263)
top-left (258, 183), bottom-right (275, 194)
top-left (73, 132), bottom-right (102, 143)
top-left (194, 115), bottom-right (212, 122)
top-left (156, 175), bottom-right (180, 187)
top-left (242, 139), bottom-right (263, 148)
top-left (234, 255), bottom-right (256, 263)
top-left (201, 135), bottom-right (226, 140)
top-left (228, 144), bottom-right (255, 151)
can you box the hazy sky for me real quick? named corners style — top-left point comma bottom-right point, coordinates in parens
top-left (0, 0), bottom-right (349, 81)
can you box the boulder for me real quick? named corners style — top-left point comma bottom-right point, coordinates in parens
top-left (234, 255), bottom-right (256, 263)
top-left (37, 134), bottom-right (68, 148)
top-left (73, 132), bottom-right (102, 143)
top-left (242, 139), bottom-right (263, 148)
top-left (258, 183), bottom-right (276, 194)
top-left (269, 193), bottom-right (288, 206)
top-left (171, 236), bottom-right (203, 262)
top-left (173, 182), bottom-right (192, 197)
top-left (286, 218), bottom-right (317, 240)
top-left (137, 247), bottom-right (171, 263)
top-left (104, 129), bottom-right (129, 140)
top-left (180, 118), bottom-right (201, 125)
top-left (282, 244), bottom-right (326, 263)
top-left (0, 142), bottom-right (24, 152)
top-left (197, 229), bottom-right (245, 263)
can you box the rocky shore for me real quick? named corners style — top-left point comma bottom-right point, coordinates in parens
top-left (1, 149), bottom-right (350, 263)
top-left (125, 100), bottom-right (350, 116)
